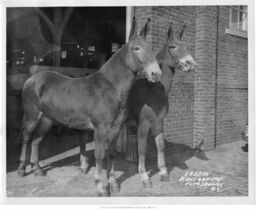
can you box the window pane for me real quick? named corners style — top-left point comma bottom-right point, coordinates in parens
top-left (240, 11), bottom-right (248, 31)
top-left (238, 5), bottom-right (247, 31)
top-left (239, 5), bottom-right (247, 12)
top-left (231, 8), bottom-right (239, 28)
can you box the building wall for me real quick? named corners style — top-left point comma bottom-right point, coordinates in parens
top-left (215, 6), bottom-right (248, 146)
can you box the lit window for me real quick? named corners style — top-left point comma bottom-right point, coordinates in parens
top-left (111, 43), bottom-right (119, 54)
top-left (61, 51), bottom-right (67, 59)
top-left (229, 6), bottom-right (248, 32)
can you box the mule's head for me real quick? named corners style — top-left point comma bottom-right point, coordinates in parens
top-left (127, 18), bottom-right (162, 82)
top-left (163, 23), bottom-right (196, 72)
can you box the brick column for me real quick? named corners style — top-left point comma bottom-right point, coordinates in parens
top-left (194, 6), bottom-right (218, 150)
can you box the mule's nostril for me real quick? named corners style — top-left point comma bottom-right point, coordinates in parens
top-left (185, 60), bottom-right (196, 69)
top-left (186, 60), bottom-right (194, 66)
top-left (150, 71), bottom-right (160, 82)
top-left (151, 72), bottom-right (159, 78)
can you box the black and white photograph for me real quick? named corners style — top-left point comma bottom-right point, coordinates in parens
top-left (1, 0), bottom-right (255, 204)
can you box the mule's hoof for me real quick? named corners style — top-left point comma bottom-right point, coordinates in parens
top-left (17, 169), bottom-right (25, 177)
top-left (79, 167), bottom-right (89, 174)
top-left (109, 181), bottom-right (120, 194)
top-left (160, 174), bottom-right (170, 182)
top-left (95, 180), bottom-right (110, 197)
top-left (97, 186), bottom-right (110, 197)
top-left (142, 179), bottom-right (152, 188)
top-left (97, 191), bottom-right (109, 197)
top-left (34, 169), bottom-right (45, 176)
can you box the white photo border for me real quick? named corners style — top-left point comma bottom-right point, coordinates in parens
top-left (0, 0), bottom-right (255, 205)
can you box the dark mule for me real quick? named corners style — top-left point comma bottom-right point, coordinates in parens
top-left (125, 23), bottom-right (195, 187)
top-left (17, 18), bottom-right (161, 196)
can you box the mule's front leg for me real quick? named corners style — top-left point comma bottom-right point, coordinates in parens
top-left (108, 158), bottom-right (119, 194)
top-left (79, 131), bottom-right (89, 174)
top-left (94, 128), bottom-right (109, 196)
top-left (138, 121), bottom-right (152, 188)
top-left (155, 133), bottom-right (169, 181)
top-left (107, 135), bottom-right (121, 194)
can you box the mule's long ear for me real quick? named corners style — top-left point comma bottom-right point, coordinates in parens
top-left (167, 22), bottom-right (174, 40)
top-left (179, 25), bottom-right (186, 40)
top-left (129, 16), bottom-right (138, 41)
top-left (139, 18), bottom-right (151, 38)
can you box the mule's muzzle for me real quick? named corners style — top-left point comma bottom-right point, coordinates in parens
top-left (178, 58), bottom-right (196, 73)
top-left (145, 61), bottom-right (162, 82)
top-left (150, 71), bottom-right (160, 82)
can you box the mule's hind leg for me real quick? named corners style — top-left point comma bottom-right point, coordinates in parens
top-left (30, 116), bottom-right (52, 176)
top-left (17, 117), bottom-right (39, 177)
top-left (137, 120), bottom-right (152, 188)
top-left (151, 121), bottom-right (169, 181)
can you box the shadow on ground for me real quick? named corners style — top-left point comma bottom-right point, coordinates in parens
top-left (241, 143), bottom-right (248, 152)
top-left (7, 130), bottom-right (209, 189)
top-left (6, 128), bottom-right (93, 173)
top-left (115, 141), bottom-right (209, 187)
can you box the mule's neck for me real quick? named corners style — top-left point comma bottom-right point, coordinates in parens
top-left (99, 45), bottom-right (136, 93)
top-left (156, 46), bottom-right (175, 95)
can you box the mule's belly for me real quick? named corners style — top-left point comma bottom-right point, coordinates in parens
top-left (41, 106), bottom-right (95, 130)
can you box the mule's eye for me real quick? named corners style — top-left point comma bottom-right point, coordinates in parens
top-left (169, 46), bottom-right (177, 49)
top-left (133, 47), bottom-right (140, 51)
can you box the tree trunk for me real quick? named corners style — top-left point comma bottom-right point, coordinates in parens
top-left (53, 31), bottom-right (62, 66)
top-left (53, 8), bottom-right (62, 66)
top-left (35, 8), bottom-right (73, 67)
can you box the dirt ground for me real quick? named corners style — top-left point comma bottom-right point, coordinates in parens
top-left (6, 131), bottom-right (248, 197)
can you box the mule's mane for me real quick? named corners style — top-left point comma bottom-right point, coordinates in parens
top-left (156, 45), bottom-right (175, 94)
top-left (99, 44), bottom-right (129, 73)
top-left (96, 43), bottom-right (136, 85)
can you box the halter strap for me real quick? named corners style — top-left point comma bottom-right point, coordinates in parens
top-left (129, 47), bottom-right (144, 75)
top-left (168, 48), bottom-right (180, 67)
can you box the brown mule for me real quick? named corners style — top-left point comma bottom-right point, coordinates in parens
top-left (17, 17), bottom-right (161, 196)
top-left (126, 22), bottom-right (196, 188)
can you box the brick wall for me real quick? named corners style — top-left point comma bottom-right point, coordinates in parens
top-left (215, 6), bottom-right (248, 145)
top-left (135, 6), bottom-right (196, 147)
